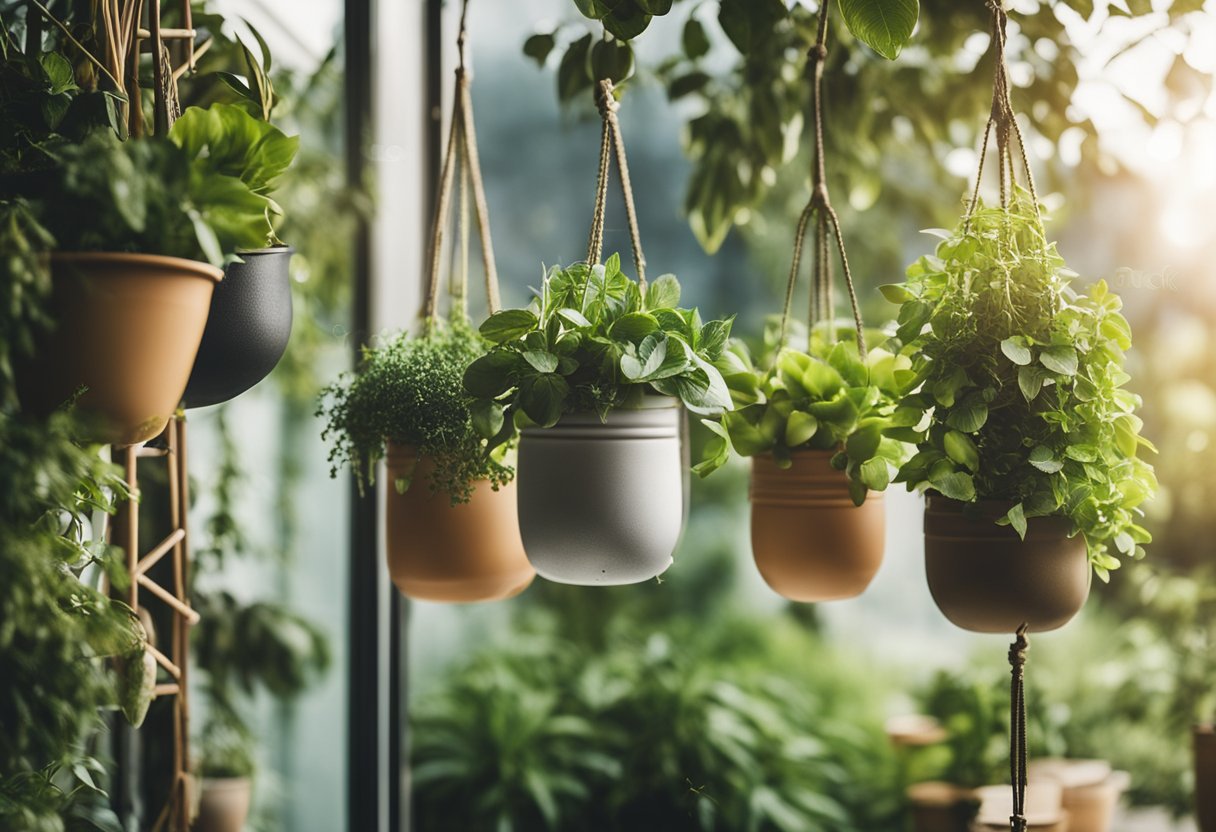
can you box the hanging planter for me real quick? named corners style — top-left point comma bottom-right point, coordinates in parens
top-left (463, 80), bottom-right (732, 586)
top-left (923, 496), bottom-right (1089, 634)
top-left (750, 451), bottom-right (885, 602)
top-left (320, 0), bottom-right (533, 603)
top-left (1198, 725), bottom-right (1216, 832)
top-left (21, 252), bottom-right (221, 446)
top-left (182, 246), bottom-right (294, 409)
top-left (693, 0), bottom-right (909, 602)
top-left (385, 444), bottom-right (532, 601)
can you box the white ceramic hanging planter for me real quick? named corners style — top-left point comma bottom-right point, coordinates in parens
top-left (517, 396), bottom-right (686, 585)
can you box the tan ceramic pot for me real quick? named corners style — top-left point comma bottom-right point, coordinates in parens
top-left (923, 495), bottom-right (1090, 634)
top-left (749, 450), bottom-right (885, 602)
top-left (974, 782), bottom-right (1067, 831)
top-left (1197, 725), bottom-right (1216, 831)
top-left (195, 777), bottom-right (251, 832)
top-left (907, 781), bottom-right (979, 832)
top-left (1028, 759), bottom-right (1127, 832)
top-left (21, 253), bottom-right (221, 446)
top-left (384, 444), bottom-right (534, 603)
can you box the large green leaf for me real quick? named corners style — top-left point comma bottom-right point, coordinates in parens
top-left (837, 0), bottom-right (919, 61)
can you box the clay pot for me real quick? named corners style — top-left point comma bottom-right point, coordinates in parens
top-left (20, 252), bottom-right (221, 445)
top-left (1028, 759), bottom-right (1127, 832)
top-left (974, 782), bottom-right (1067, 831)
top-left (182, 247), bottom-right (294, 409)
top-left (1197, 725), bottom-right (1216, 831)
top-left (907, 781), bottom-right (979, 832)
top-left (384, 444), bottom-right (533, 602)
top-left (517, 397), bottom-right (685, 585)
top-left (749, 450), bottom-right (884, 601)
top-left (923, 495), bottom-right (1090, 634)
top-left (195, 777), bottom-right (251, 832)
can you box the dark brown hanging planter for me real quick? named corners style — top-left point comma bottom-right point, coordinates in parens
top-left (1197, 725), bottom-right (1216, 832)
top-left (20, 252), bottom-right (221, 446)
top-left (182, 246), bottom-right (294, 409)
top-left (750, 450), bottom-right (885, 602)
top-left (383, 444), bottom-right (534, 603)
top-left (923, 495), bottom-right (1090, 634)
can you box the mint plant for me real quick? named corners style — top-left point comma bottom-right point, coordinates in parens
top-left (887, 192), bottom-right (1157, 579)
top-left (463, 254), bottom-right (733, 450)
top-left (695, 319), bottom-right (911, 505)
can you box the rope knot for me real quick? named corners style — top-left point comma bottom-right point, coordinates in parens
top-left (595, 79), bottom-right (619, 117)
top-left (1008, 626), bottom-right (1029, 673)
top-left (1010, 816), bottom-right (1028, 832)
top-left (809, 43), bottom-right (828, 63)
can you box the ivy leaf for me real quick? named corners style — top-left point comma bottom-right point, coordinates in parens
top-left (644, 274), bottom-right (681, 310)
top-left (837, 0), bottom-right (919, 61)
top-left (480, 309), bottom-right (539, 343)
top-left (1002, 502), bottom-right (1028, 540)
top-left (1040, 345), bottom-right (1079, 376)
top-left (1000, 336), bottom-right (1033, 366)
top-left (945, 398), bottom-right (988, 433)
top-left (1018, 365), bottom-right (1046, 402)
top-left (590, 38), bottom-right (635, 83)
top-left (1028, 445), bottom-right (1064, 474)
top-left (930, 470), bottom-right (975, 502)
top-left (943, 430), bottom-right (979, 472)
top-left (609, 312), bottom-right (660, 342)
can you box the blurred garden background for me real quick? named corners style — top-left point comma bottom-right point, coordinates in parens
top-left (180, 0), bottom-right (1215, 829)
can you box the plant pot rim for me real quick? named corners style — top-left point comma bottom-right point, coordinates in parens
top-left (1197, 723), bottom-right (1216, 734)
top-left (52, 251), bottom-right (223, 282)
top-left (234, 244), bottom-right (294, 256)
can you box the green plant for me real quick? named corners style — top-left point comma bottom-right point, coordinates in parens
top-left (695, 318), bottom-right (910, 502)
top-left (196, 717), bottom-right (256, 780)
top-left (319, 319), bottom-right (514, 503)
top-left (887, 193), bottom-right (1157, 578)
top-left (464, 254), bottom-right (733, 450)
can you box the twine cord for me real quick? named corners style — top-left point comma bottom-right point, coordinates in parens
top-left (1008, 624), bottom-right (1030, 832)
top-left (777, 0), bottom-right (866, 359)
top-left (586, 77), bottom-right (647, 288)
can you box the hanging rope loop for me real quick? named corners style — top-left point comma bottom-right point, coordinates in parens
top-left (1008, 623), bottom-right (1030, 832)
top-left (585, 77), bottom-right (647, 288)
top-left (777, 0), bottom-right (866, 359)
top-left (422, 0), bottom-right (501, 325)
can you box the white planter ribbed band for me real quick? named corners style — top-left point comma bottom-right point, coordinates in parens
top-left (517, 397), bottom-right (687, 586)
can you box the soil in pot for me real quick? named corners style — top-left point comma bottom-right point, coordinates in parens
top-left (517, 397), bottom-right (684, 586)
top-left (923, 495), bottom-right (1091, 634)
top-left (384, 444), bottom-right (533, 603)
top-left (1197, 725), bottom-right (1216, 832)
top-left (19, 253), bottom-right (221, 446)
top-left (196, 777), bottom-right (251, 832)
top-left (750, 449), bottom-right (885, 601)
top-left (182, 247), bottom-right (294, 409)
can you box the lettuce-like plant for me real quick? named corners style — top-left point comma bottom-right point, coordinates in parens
top-left (695, 319), bottom-right (911, 504)
top-left (463, 254), bottom-right (733, 450)
top-left (887, 193), bottom-right (1157, 578)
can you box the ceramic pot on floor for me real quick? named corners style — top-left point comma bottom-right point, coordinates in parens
top-left (907, 782), bottom-right (979, 832)
top-left (182, 247), bottom-right (294, 409)
top-left (383, 444), bottom-right (534, 602)
top-left (1028, 759), bottom-right (1128, 832)
top-left (196, 777), bottom-right (251, 832)
top-left (20, 253), bottom-right (221, 446)
top-left (923, 495), bottom-right (1090, 634)
top-left (750, 449), bottom-right (885, 601)
top-left (1197, 725), bottom-right (1216, 832)
top-left (973, 782), bottom-right (1068, 831)
top-left (517, 396), bottom-right (685, 585)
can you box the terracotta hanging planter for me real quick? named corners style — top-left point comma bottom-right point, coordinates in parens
top-left (20, 252), bottom-right (221, 446)
top-left (195, 777), bottom-right (252, 832)
top-left (182, 246), bottom-right (294, 409)
top-left (749, 449), bottom-right (885, 602)
top-left (923, 495), bottom-right (1090, 634)
top-left (517, 397), bottom-right (685, 586)
top-left (384, 444), bottom-right (533, 603)
top-left (1197, 725), bottom-right (1216, 831)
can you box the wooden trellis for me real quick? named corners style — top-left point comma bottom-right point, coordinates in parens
top-left (109, 416), bottom-right (197, 832)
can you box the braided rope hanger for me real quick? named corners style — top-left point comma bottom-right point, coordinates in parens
top-left (586, 76), bottom-right (647, 288)
top-left (423, 0), bottom-right (502, 324)
top-left (777, 0), bottom-right (867, 359)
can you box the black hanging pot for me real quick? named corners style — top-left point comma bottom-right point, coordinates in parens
top-left (182, 247), bottom-right (294, 409)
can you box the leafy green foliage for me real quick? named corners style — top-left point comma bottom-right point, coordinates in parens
top-left (319, 320), bottom-right (514, 503)
top-left (464, 255), bottom-right (733, 450)
top-left (696, 319), bottom-right (911, 504)
top-left (837, 0), bottom-right (919, 60)
top-left (888, 193), bottom-right (1157, 576)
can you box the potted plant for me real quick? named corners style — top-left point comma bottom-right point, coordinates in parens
top-left (887, 192), bottom-right (1157, 633)
top-left (320, 318), bottom-right (534, 601)
top-left (194, 720), bottom-right (255, 832)
top-left (464, 254), bottom-right (733, 585)
top-left (696, 319), bottom-right (909, 601)
top-left (181, 36), bottom-right (299, 409)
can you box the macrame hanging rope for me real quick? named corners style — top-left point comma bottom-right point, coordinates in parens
top-left (778, 0), bottom-right (866, 359)
top-left (964, 1), bottom-right (1042, 229)
top-left (586, 77), bottom-right (647, 288)
top-left (1008, 624), bottom-right (1030, 832)
top-left (423, 0), bottom-right (501, 323)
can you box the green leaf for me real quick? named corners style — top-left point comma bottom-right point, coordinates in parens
top-left (930, 470), bottom-right (975, 502)
top-left (945, 399), bottom-right (988, 433)
top-left (1004, 503), bottom-right (1028, 539)
top-left (878, 283), bottom-right (914, 304)
top-left (636, 0), bottom-right (674, 13)
top-left (557, 308), bottom-right (592, 329)
top-left (838, 0), bottom-right (919, 60)
top-left (470, 399), bottom-right (504, 439)
top-left (523, 33), bottom-right (557, 66)
top-left (39, 52), bottom-right (77, 94)
top-left (609, 312), bottom-right (660, 342)
top-left (859, 457), bottom-right (890, 491)
top-left (590, 38), bottom-right (635, 84)
top-left (1000, 336), bottom-right (1033, 366)
top-left (1018, 365), bottom-right (1046, 401)
top-left (523, 350), bottom-right (559, 373)
top-left (784, 411), bottom-right (819, 447)
top-left (463, 351), bottom-right (520, 398)
top-left (682, 17), bottom-right (711, 59)
top-left (480, 309), bottom-right (539, 343)
top-left (943, 430), bottom-right (979, 472)
top-left (558, 34), bottom-right (593, 101)
top-left (1028, 445), bottom-right (1064, 474)
top-left (723, 410), bottom-right (770, 456)
top-left (645, 274), bottom-right (681, 310)
top-left (602, 5), bottom-right (653, 39)
top-left (846, 424), bottom-right (882, 461)
top-left (519, 374), bottom-right (570, 427)
top-left (1040, 345), bottom-right (1079, 376)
